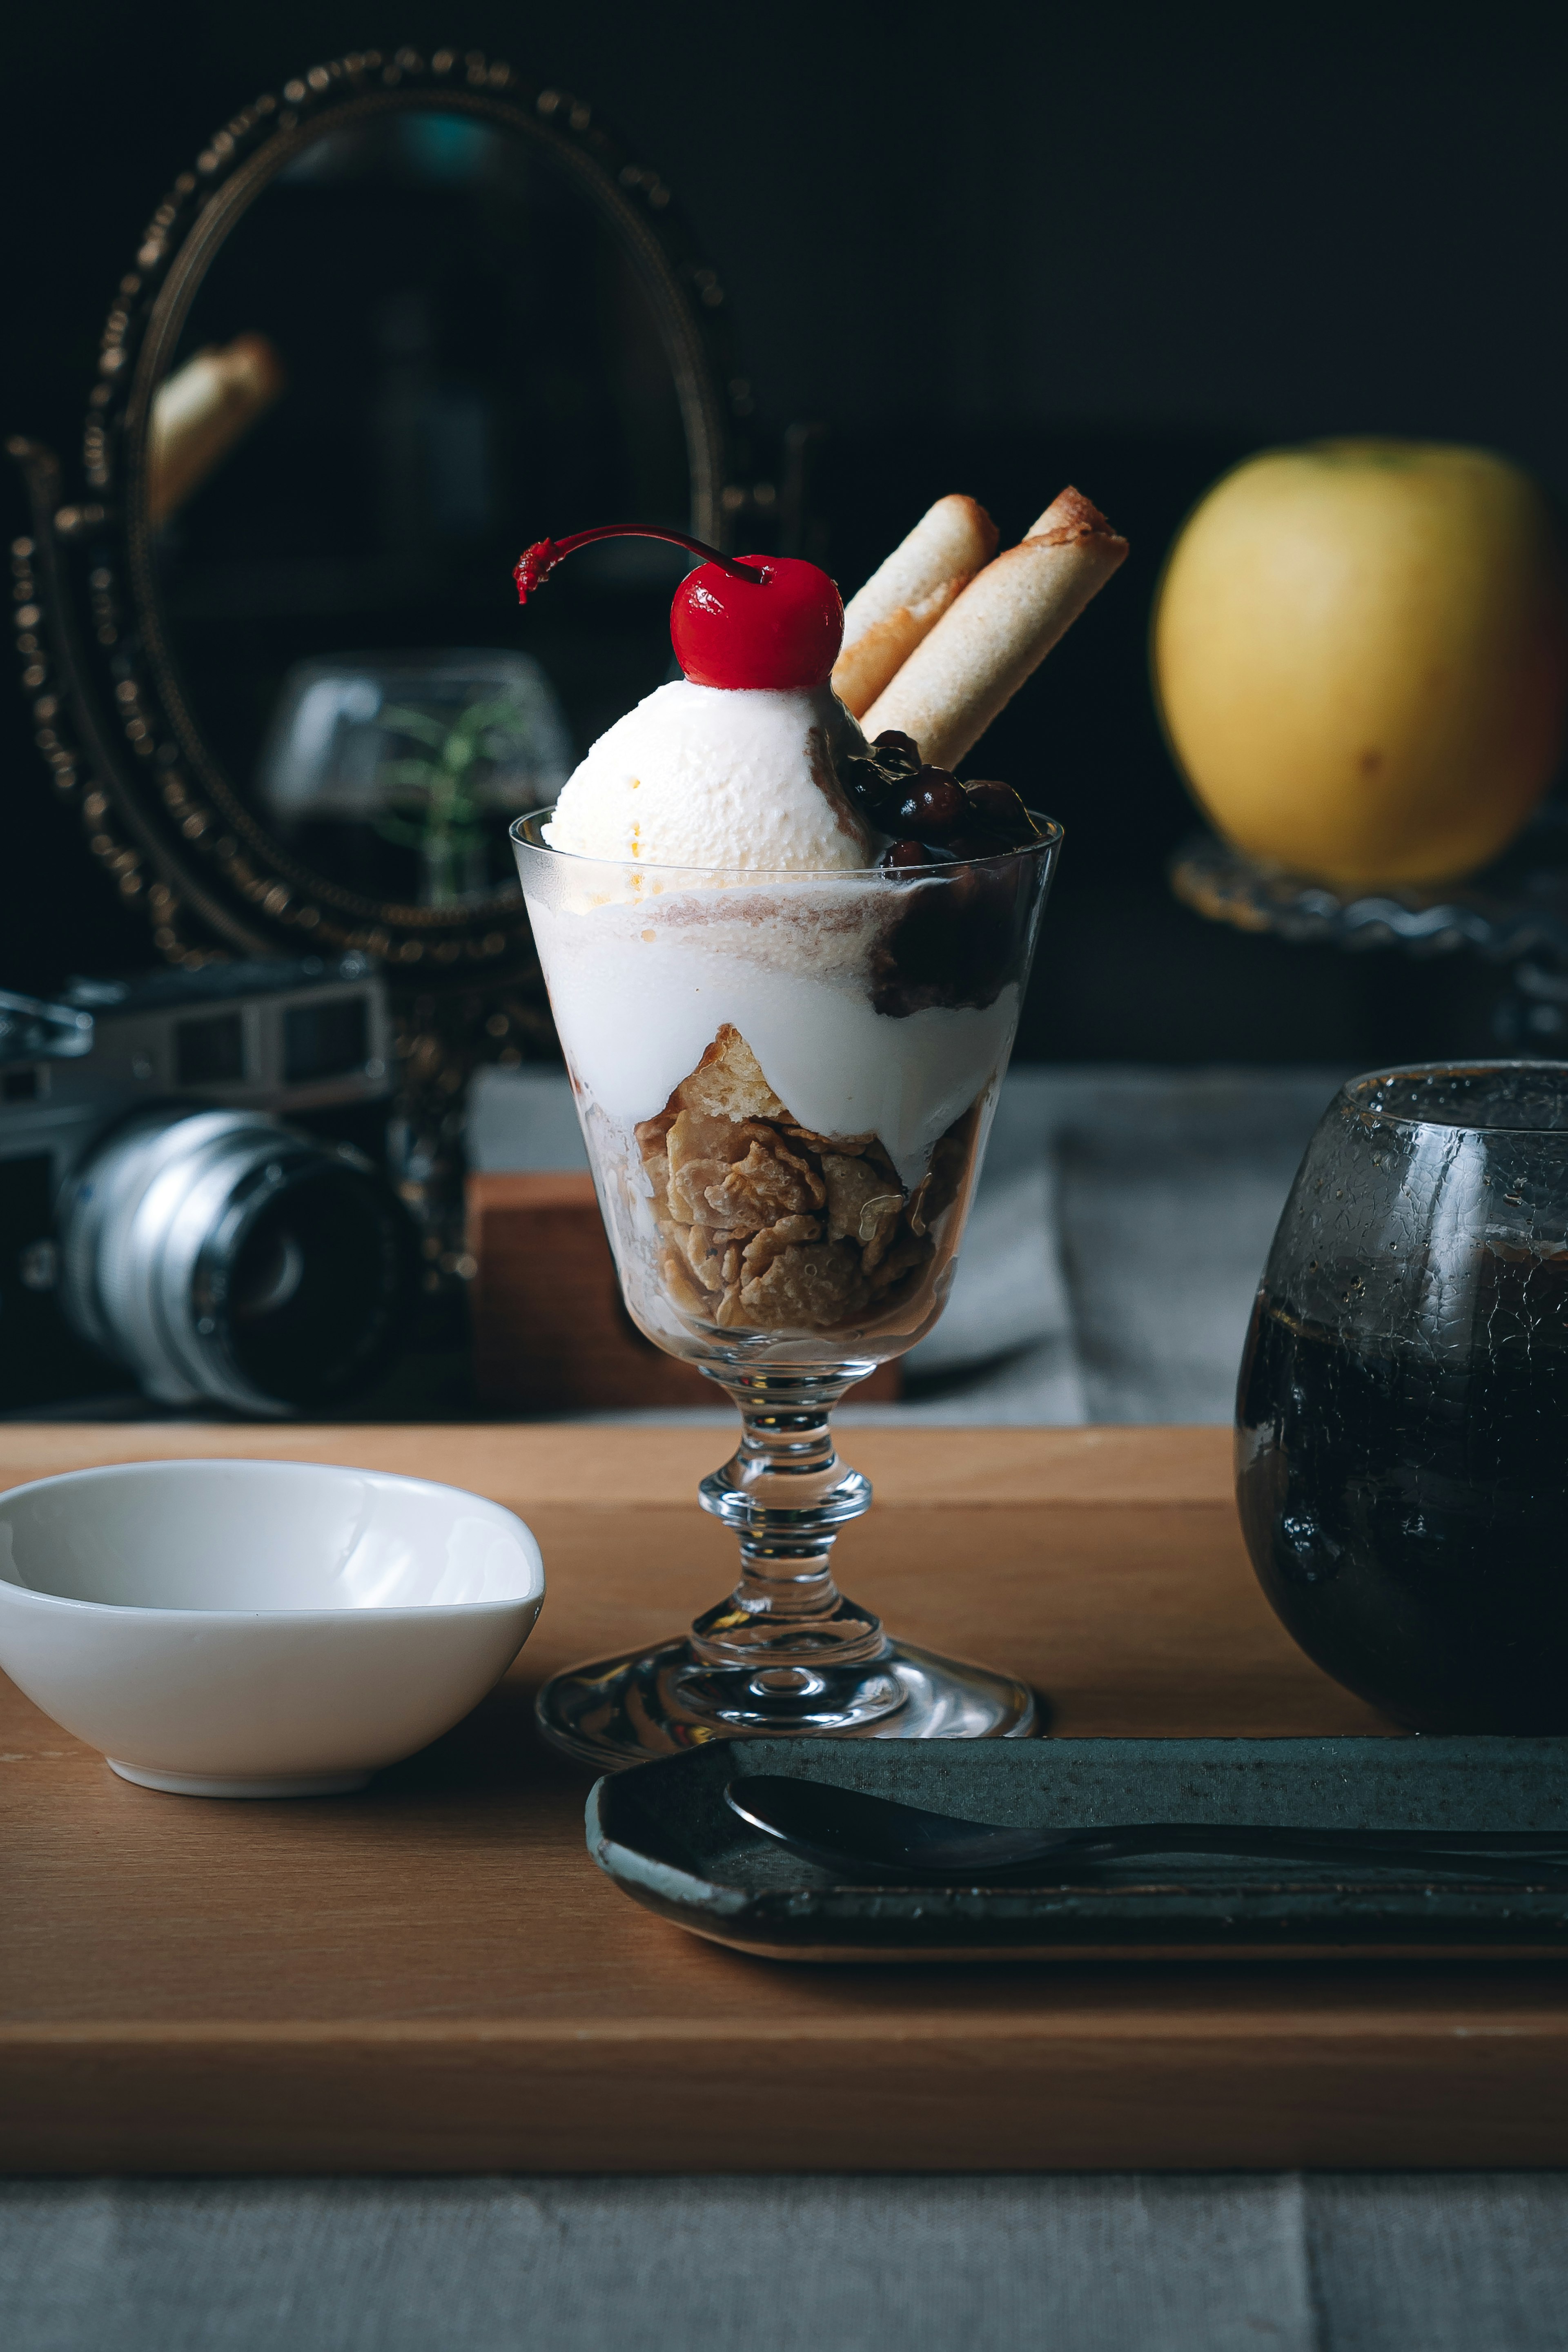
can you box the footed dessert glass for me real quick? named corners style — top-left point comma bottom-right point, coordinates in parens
top-left (512, 808), bottom-right (1061, 1768)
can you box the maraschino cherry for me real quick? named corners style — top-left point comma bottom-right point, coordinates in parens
top-left (514, 526), bottom-right (844, 691)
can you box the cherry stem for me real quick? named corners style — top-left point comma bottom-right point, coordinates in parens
top-left (514, 526), bottom-right (766, 605)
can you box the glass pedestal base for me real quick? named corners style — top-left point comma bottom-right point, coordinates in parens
top-left (535, 1633), bottom-right (1038, 1772)
top-left (536, 1370), bottom-right (1040, 1771)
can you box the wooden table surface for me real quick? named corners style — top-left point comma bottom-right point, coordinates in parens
top-left (3, 1421), bottom-right (1566, 2174)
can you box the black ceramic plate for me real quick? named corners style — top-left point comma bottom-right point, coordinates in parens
top-left (586, 1736), bottom-right (1568, 1962)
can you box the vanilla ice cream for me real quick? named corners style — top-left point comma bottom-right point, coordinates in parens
top-left (543, 680), bottom-right (873, 871)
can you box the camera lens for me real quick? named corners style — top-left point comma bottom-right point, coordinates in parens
top-left (59, 1108), bottom-right (416, 1414)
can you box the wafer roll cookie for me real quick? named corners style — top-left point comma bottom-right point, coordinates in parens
top-left (860, 488), bottom-right (1128, 769)
top-left (831, 494), bottom-right (998, 718)
top-left (147, 333), bottom-right (287, 526)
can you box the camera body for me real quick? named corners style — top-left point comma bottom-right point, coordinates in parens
top-left (0, 957), bottom-right (415, 1417)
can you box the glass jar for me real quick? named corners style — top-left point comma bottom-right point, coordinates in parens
top-left (1238, 1060), bottom-right (1568, 1731)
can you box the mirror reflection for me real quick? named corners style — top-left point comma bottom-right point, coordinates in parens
top-left (150, 109), bottom-right (699, 910)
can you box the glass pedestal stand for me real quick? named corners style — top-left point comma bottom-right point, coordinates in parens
top-left (535, 1371), bottom-right (1038, 1771)
top-left (1169, 817), bottom-right (1568, 1051)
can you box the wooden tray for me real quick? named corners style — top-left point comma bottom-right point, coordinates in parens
top-left (5, 1421), bottom-right (1568, 2174)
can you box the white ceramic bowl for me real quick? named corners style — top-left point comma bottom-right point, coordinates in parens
top-left (0, 1459), bottom-right (545, 1797)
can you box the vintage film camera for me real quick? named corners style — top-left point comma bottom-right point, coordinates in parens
top-left (0, 957), bottom-right (415, 1417)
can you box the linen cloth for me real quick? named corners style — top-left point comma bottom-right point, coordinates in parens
top-left (5, 2173), bottom-right (1567, 2351)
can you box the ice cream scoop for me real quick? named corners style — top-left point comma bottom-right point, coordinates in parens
top-left (516, 526), bottom-right (869, 870)
top-left (543, 679), bottom-right (873, 870)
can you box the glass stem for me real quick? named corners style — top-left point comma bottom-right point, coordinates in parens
top-left (690, 1371), bottom-right (886, 1669)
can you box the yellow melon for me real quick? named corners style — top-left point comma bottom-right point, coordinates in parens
top-left (1152, 440), bottom-right (1568, 887)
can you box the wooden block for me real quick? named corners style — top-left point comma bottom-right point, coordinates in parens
top-left (466, 1172), bottom-right (900, 1412)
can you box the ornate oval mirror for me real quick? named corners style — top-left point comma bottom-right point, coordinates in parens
top-left (17, 46), bottom-right (736, 1002)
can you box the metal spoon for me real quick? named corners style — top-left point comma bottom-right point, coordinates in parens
top-left (724, 1774), bottom-right (1568, 1884)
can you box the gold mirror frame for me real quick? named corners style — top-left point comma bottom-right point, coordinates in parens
top-left (11, 44), bottom-right (737, 987)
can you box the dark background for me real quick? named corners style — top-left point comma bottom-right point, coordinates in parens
top-left (6, 0), bottom-right (1567, 1064)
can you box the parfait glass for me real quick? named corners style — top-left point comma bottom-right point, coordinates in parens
top-left (512, 807), bottom-right (1061, 1768)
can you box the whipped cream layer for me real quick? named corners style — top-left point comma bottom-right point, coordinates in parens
top-left (543, 680), bottom-right (873, 871)
top-left (528, 879), bottom-right (1017, 1192)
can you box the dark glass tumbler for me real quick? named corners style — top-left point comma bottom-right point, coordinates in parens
top-left (1237, 1061), bottom-right (1568, 1732)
